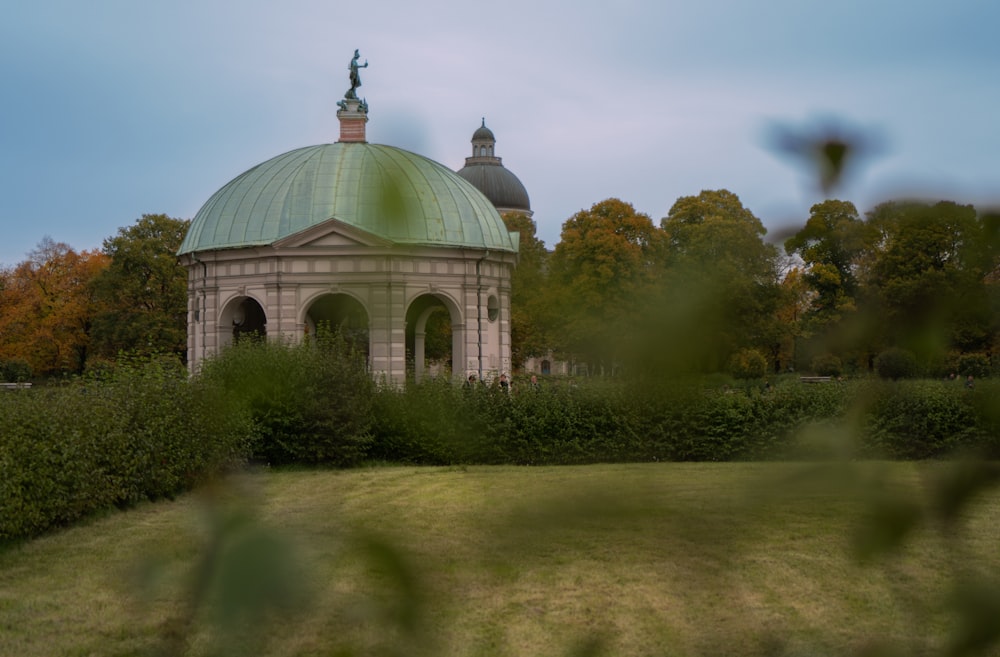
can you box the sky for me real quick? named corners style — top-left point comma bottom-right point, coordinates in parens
top-left (2, 0), bottom-right (999, 266)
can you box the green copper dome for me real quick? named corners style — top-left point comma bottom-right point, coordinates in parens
top-left (178, 142), bottom-right (518, 255)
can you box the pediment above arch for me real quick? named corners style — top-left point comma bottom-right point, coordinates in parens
top-left (273, 217), bottom-right (392, 249)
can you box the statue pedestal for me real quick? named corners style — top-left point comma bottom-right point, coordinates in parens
top-left (337, 99), bottom-right (368, 143)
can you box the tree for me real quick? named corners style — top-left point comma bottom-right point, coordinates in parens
top-left (501, 213), bottom-right (551, 368)
top-left (547, 199), bottom-right (665, 373)
top-left (784, 200), bottom-right (868, 323)
top-left (422, 306), bottom-right (452, 363)
top-left (663, 189), bottom-right (763, 237)
top-left (657, 190), bottom-right (782, 372)
top-left (783, 200), bottom-right (872, 371)
top-left (775, 267), bottom-right (812, 373)
top-left (0, 238), bottom-right (109, 376)
top-left (90, 214), bottom-right (190, 363)
top-left (863, 200), bottom-right (986, 363)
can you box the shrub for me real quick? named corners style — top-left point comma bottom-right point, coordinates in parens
top-left (957, 353), bottom-right (991, 379)
top-left (95, 353), bottom-right (250, 503)
top-left (281, 373), bottom-right (998, 464)
top-left (0, 356), bottom-right (251, 540)
top-left (369, 377), bottom-right (865, 465)
top-left (811, 354), bottom-right (842, 378)
top-left (862, 380), bottom-right (981, 458)
top-left (197, 331), bottom-right (374, 466)
top-left (484, 381), bottom-right (644, 465)
top-left (0, 359), bottom-right (32, 382)
top-left (730, 348), bottom-right (768, 380)
top-left (369, 378), bottom-right (485, 464)
top-left (875, 348), bottom-right (919, 380)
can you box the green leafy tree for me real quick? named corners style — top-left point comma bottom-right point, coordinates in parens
top-left (663, 188), bottom-right (764, 239)
top-left (501, 212), bottom-right (550, 368)
top-left (783, 200), bottom-right (872, 371)
top-left (656, 190), bottom-right (782, 372)
top-left (784, 200), bottom-right (869, 324)
top-left (421, 306), bottom-right (452, 363)
top-left (863, 201), bottom-right (988, 363)
top-left (959, 208), bottom-right (1000, 357)
top-left (548, 199), bottom-right (665, 374)
top-left (90, 214), bottom-right (190, 363)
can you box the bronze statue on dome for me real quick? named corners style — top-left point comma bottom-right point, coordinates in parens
top-left (345, 49), bottom-right (368, 100)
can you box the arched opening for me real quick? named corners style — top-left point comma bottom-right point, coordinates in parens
top-left (220, 296), bottom-right (267, 347)
top-left (305, 293), bottom-right (370, 360)
top-left (541, 359), bottom-right (551, 375)
top-left (406, 293), bottom-right (462, 383)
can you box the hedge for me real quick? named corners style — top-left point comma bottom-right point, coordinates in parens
top-left (0, 357), bottom-right (250, 540)
top-left (369, 377), bottom-right (995, 464)
top-left (4, 345), bottom-right (998, 541)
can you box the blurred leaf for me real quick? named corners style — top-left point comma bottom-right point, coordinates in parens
top-left (566, 634), bottom-right (607, 657)
top-left (852, 492), bottom-right (923, 563)
top-left (948, 577), bottom-right (1000, 657)
top-left (207, 523), bottom-right (308, 630)
top-left (354, 532), bottom-right (425, 635)
top-left (765, 117), bottom-right (884, 194)
top-left (929, 459), bottom-right (1000, 525)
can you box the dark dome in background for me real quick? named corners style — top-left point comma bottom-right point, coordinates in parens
top-left (456, 119), bottom-right (532, 216)
top-left (456, 164), bottom-right (531, 213)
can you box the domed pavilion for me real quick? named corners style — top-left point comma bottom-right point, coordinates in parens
top-left (177, 56), bottom-right (520, 384)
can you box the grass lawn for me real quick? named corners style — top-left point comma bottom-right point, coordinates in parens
top-left (2, 462), bottom-right (999, 657)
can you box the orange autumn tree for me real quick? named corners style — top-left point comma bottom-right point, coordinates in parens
top-left (547, 198), bottom-right (666, 373)
top-left (0, 238), bottom-right (109, 377)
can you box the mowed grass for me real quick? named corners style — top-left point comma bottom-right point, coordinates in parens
top-left (2, 462), bottom-right (1000, 657)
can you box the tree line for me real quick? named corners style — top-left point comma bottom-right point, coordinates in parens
top-left (2, 195), bottom-right (998, 381)
top-left (0, 214), bottom-right (188, 379)
top-left (506, 192), bottom-right (1000, 379)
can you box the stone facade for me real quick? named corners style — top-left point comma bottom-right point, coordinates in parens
top-left (180, 218), bottom-right (516, 385)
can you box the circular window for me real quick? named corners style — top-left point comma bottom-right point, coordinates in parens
top-left (487, 295), bottom-right (500, 322)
